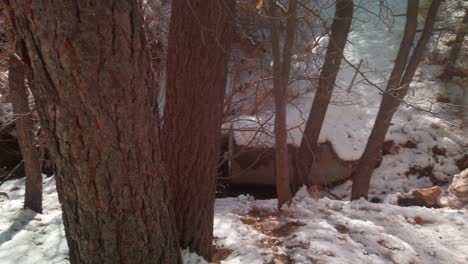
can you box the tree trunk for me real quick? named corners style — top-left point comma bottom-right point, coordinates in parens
top-left (6, 1), bottom-right (180, 263)
top-left (441, 8), bottom-right (468, 80)
top-left (400, 0), bottom-right (442, 89)
top-left (350, 93), bottom-right (401, 200)
top-left (351, 0), bottom-right (419, 200)
top-left (162, 0), bottom-right (234, 260)
top-left (9, 55), bottom-right (42, 213)
top-left (295, 0), bottom-right (353, 190)
top-left (351, 0), bottom-right (441, 200)
top-left (268, 0), bottom-right (298, 209)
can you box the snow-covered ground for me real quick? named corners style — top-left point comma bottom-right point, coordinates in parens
top-left (1, 177), bottom-right (467, 264)
top-left (0, 177), bottom-right (67, 264)
top-left (227, 0), bottom-right (467, 201)
top-left (230, 0), bottom-right (467, 160)
top-left (214, 189), bottom-right (468, 264)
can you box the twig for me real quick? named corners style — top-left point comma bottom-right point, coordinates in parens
top-left (347, 59), bottom-right (363, 92)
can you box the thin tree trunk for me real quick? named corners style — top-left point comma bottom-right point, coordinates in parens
top-left (350, 93), bottom-right (401, 200)
top-left (6, 1), bottom-right (180, 263)
top-left (351, 0), bottom-right (441, 200)
top-left (295, 0), bottom-right (353, 190)
top-left (162, 0), bottom-right (234, 259)
top-left (9, 55), bottom-right (42, 213)
top-left (268, 0), bottom-right (298, 209)
top-left (351, 0), bottom-right (419, 200)
top-left (269, 0), bottom-right (287, 208)
top-left (401, 0), bottom-right (442, 89)
top-left (441, 8), bottom-right (468, 80)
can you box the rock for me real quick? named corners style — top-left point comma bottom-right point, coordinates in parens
top-left (414, 216), bottom-right (424, 225)
top-left (229, 141), bottom-right (356, 187)
top-left (398, 186), bottom-right (442, 208)
top-left (438, 194), bottom-right (463, 209)
top-left (401, 140), bottom-right (417, 149)
top-left (413, 186), bottom-right (443, 207)
top-left (456, 155), bottom-right (468, 171)
top-left (448, 169), bottom-right (468, 203)
top-left (383, 140), bottom-right (399, 155)
top-left (436, 95), bottom-right (451, 103)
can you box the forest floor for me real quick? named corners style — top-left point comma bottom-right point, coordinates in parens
top-left (0, 176), bottom-right (467, 264)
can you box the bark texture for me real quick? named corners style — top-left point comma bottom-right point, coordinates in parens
top-left (295, 0), bottom-right (353, 190)
top-left (162, 0), bottom-right (234, 259)
top-left (9, 55), bottom-right (42, 213)
top-left (351, 0), bottom-right (441, 200)
top-left (6, 1), bottom-right (180, 263)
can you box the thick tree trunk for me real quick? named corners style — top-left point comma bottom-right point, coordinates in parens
top-left (351, 0), bottom-right (441, 200)
top-left (441, 9), bottom-right (468, 80)
top-left (295, 0), bottom-right (353, 190)
top-left (6, 1), bottom-right (180, 263)
top-left (162, 0), bottom-right (234, 259)
top-left (9, 55), bottom-right (42, 213)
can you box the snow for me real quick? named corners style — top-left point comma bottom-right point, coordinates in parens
top-left (227, 0), bottom-right (467, 163)
top-left (0, 177), bottom-right (68, 264)
top-left (332, 111), bottom-right (465, 201)
top-left (2, 180), bottom-right (467, 264)
top-left (227, 0), bottom-right (467, 203)
top-left (214, 188), bottom-right (468, 264)
top-left (181, 249), bottom-right (209, 264)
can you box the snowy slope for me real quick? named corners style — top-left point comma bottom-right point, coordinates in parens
top-left (214, 189), bottom-right (468, 264)
top-left (227, 0), bottom-right (467, 201)
top-left (1, 178), bottom-right (467, 264)
top-left (229, 0), bottom-right (466, 160)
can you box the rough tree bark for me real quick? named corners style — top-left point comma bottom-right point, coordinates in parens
top-left (9, 55), bottom-right (42, 213)
top-left (441, 8), bottom-right (468, 81)
top-left (268, 0), bottom-right (298, 209)
top-left (6, 1), bottom-right (180, 263)
top-left (295, 0), bottom-right (353, 190)
top-left (161, 0), bottom-right (234, 259)
top-left (351, 0), bottom-right (441, 200)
